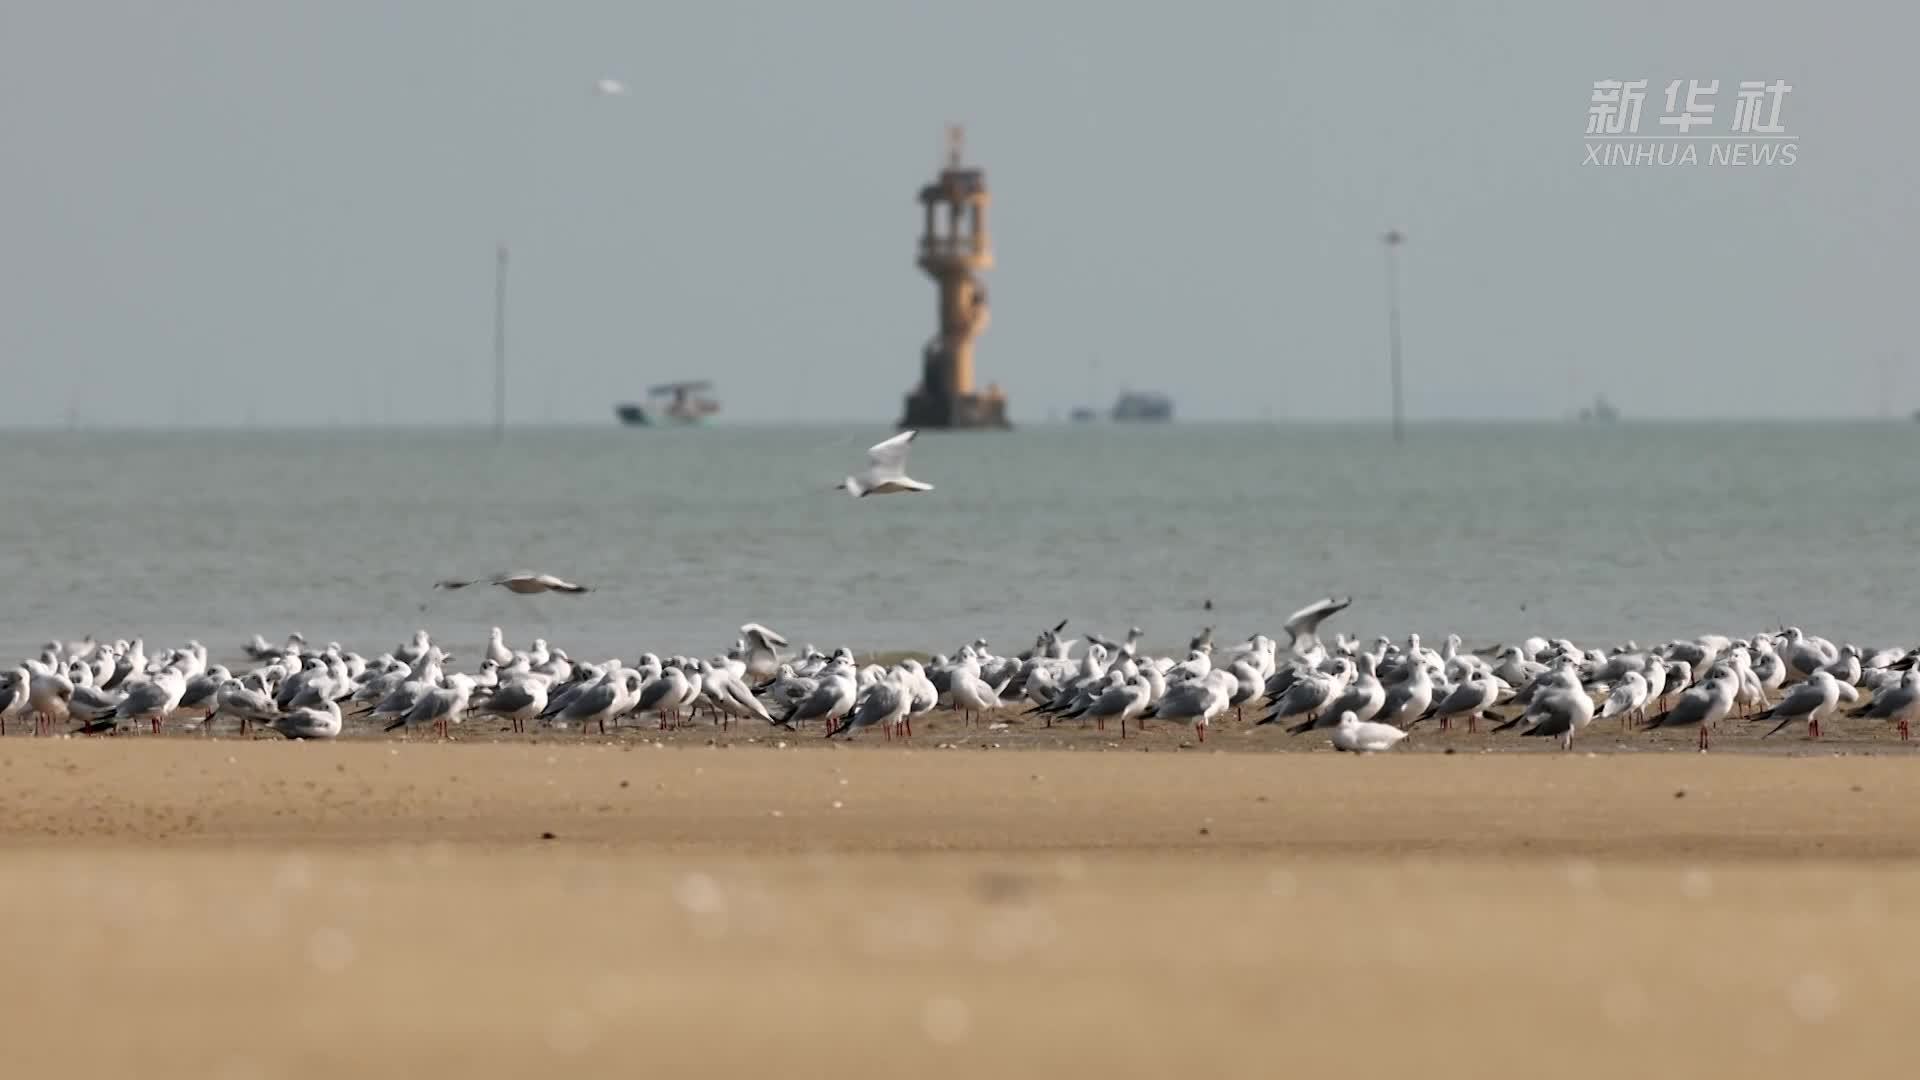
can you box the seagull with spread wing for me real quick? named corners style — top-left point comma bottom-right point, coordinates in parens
top-left (840, 430), bottom-right (932, 497)
top-left (435, 572), bottom-right (590, 594)
top-left (1280, 596), bottom-right (1353, 665)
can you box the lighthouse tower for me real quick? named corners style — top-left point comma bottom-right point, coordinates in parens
top-left (900, 125), bottom-right (1009, 430)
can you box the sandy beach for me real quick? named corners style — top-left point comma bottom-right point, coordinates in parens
top-left (5, 739), bottom-right (1919, 1078)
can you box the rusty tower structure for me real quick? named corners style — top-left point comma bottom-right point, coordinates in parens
top-left (900, 125), bottom-right (1009, 430)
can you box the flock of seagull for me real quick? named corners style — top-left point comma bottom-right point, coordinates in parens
top-left (1, 596), bottom-right (1915, 752)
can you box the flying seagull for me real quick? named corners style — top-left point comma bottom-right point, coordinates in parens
top-left (1281, 596), bottom-right (1352, 663)
top-left (435, 572), bottom-right (591, 595)
top-left (840, 430), bottom-right (932, 497)
top-left (592, 79), bottom-right (628, 96)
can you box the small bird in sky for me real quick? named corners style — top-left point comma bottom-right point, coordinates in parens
top-left (592, 79), bottom-right (628, 97)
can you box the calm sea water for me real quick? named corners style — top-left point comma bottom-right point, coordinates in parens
top-left (2, 422), bottom-right (1914, 664)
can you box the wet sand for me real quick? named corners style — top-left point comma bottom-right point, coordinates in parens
top-left (5, 740), bottom-right (1919, 1078)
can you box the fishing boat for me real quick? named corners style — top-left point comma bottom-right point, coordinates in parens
top-left (1577, 395), bottom-right (1620, 423)
top-left (615, 381), bottom-right (720, 426)
top-left (1111, 390), bottom-right (1173, 422)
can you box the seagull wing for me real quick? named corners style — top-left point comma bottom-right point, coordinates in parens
top-left (1282, 596), bottom-right (1352, 654)
top-left (865, 430), bottom-right (916, 477)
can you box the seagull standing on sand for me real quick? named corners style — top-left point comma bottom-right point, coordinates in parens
top-left (840, 431), bottom-right (932, 496)
top-left (1258, 658), bottom-right (1350, 729)
top-left (1141, 669), bottom-right (1234, 743)
top-left (0, 671), bottom-right (26, 736)
top-left (1081, 674), bottom-right (1152, 738)
top-left (1848, 667), bottom-right (1920, 740)
top-left (212, 675), bottom-right (281, 736)
top-left (1515, 679), bottom-right (1597, 751)
top-left (1289, 653), bottom-right (1383, 734)
top-left (28, 667), bottom-right (75, 736)
top-left (948, 665), bottom-right (1010, 726)
top-left (268, 700), bottom-right (343, 740)
top-left (1418, 670), bottom-right (1501, 733)
top-left (1645, 665), bottom-right (1738, 750)
top-left (824, 670), bottom-right (894, 740)
top-left (109, 669), bottom-right (189, 735)
top-left (1596, 671), bottom-right (1651, 731)
top-left (389, 674), bottom-right (478, 739)
top-left (475, 672), bottom-right (550, 734)
top-left (1331, 711), bottom-right (1409, 753)
top-left (1755, 670), bottom-right (1856, 740)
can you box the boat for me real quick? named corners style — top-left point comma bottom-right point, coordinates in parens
top-left (616, 381), bottom-right (720, 426)
top-left (1112, 390), bottom-right (1173, 422)
top-left (1577, 395), bottom-right (1620, 423)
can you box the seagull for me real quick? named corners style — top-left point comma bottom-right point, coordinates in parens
top-left (1755, 670), bottom-right (1856, 740)
top-left (267, 700), bottom-right (343, 740)
top-left (840, 430), bottom-right (932, 497)
top-left (1258, 658), bottom-right (1350, 729)
top-left (1288, 652), bottom-right (1382, 734)
top-left (28, 668), bottom-right (75, 737)
top-left (211, 675), bottom-right (281, 736)
top-left (699, 660), bottom-right (773, 729)
top-left (948, 666), bottom-right (1010, 726)
top-left (1140, 669), bottom-right (1234, 743)
top-left (1645, 665), bottom-right (1738, 750)
top-left (0, 671), bottom-right (26, 736)
top-left (485, 627), bottom-right (514, 667)
top-left (1416, 670), bottom-right (1501, 733)
top-left (1330, 711), bottom-right (1409, 753)
top-left (1847, 667), bottom-right (1920, 740)
top-left (592, 78), bottom-right (628, 96)
top-left (738, 623), bottom-right (789, 683)
top-left (108, 669), bottom-right (189, 735)
top-left (474, 672), bottom-right (550, 734)
top-left (828, 669), bottom-right (908, 740)
top-left (435, 572), bottom-right (590, 594)
top-left (1081, 674), bottom-right (1152, 738)
top-left (780, 658), bottom-right (857, 733)
top-left (1514, 679), bottom-right (1597, 751)
top-left (1280, 596), bottom-right (1352, 665)
top-left (390, 674), bottom-right (478, 739)
top-left (1595, 670), bottom-right (1651, 731)
top-left (632, 665), bottom-right (693, 730)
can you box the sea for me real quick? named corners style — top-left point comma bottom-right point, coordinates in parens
top-left (1, 422), bottom-right (1914, 666)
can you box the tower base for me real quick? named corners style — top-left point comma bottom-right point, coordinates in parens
top-left (899, 389), bottom-right (1011, 430)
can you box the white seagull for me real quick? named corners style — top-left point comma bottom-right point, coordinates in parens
top-left (435, 572), bottom-right (590, 595)
top-left (1331, 711), bottom-right (1409, 753)
top-left (840, 431), bottom-right (932, 497)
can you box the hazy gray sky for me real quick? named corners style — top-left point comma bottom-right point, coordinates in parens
top-left (1, 2), bottom-right (1909, 426)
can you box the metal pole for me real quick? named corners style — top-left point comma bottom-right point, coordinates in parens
top-left (1383, 230), bottom-right (1405, 444)
top-left (494, 243), bottom-right (508, 440)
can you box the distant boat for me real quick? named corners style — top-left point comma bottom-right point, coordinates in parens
top-left (616, 380), bottom-right (720, 426)
top-left (1112, 391), bottom-right (1173, 422)
top-left (1068, 406), bottom-right (1097, 423)
top-left (1577, 395), bottom-right (1620, 423)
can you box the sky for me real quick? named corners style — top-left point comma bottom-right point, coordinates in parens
top-left (0, 1), bottom-right (1911, 426)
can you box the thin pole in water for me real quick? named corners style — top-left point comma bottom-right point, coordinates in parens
top-left (1383, 229), bottom-right (1405, 444)
top-left (494, 243), bottom-right (509, 441)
